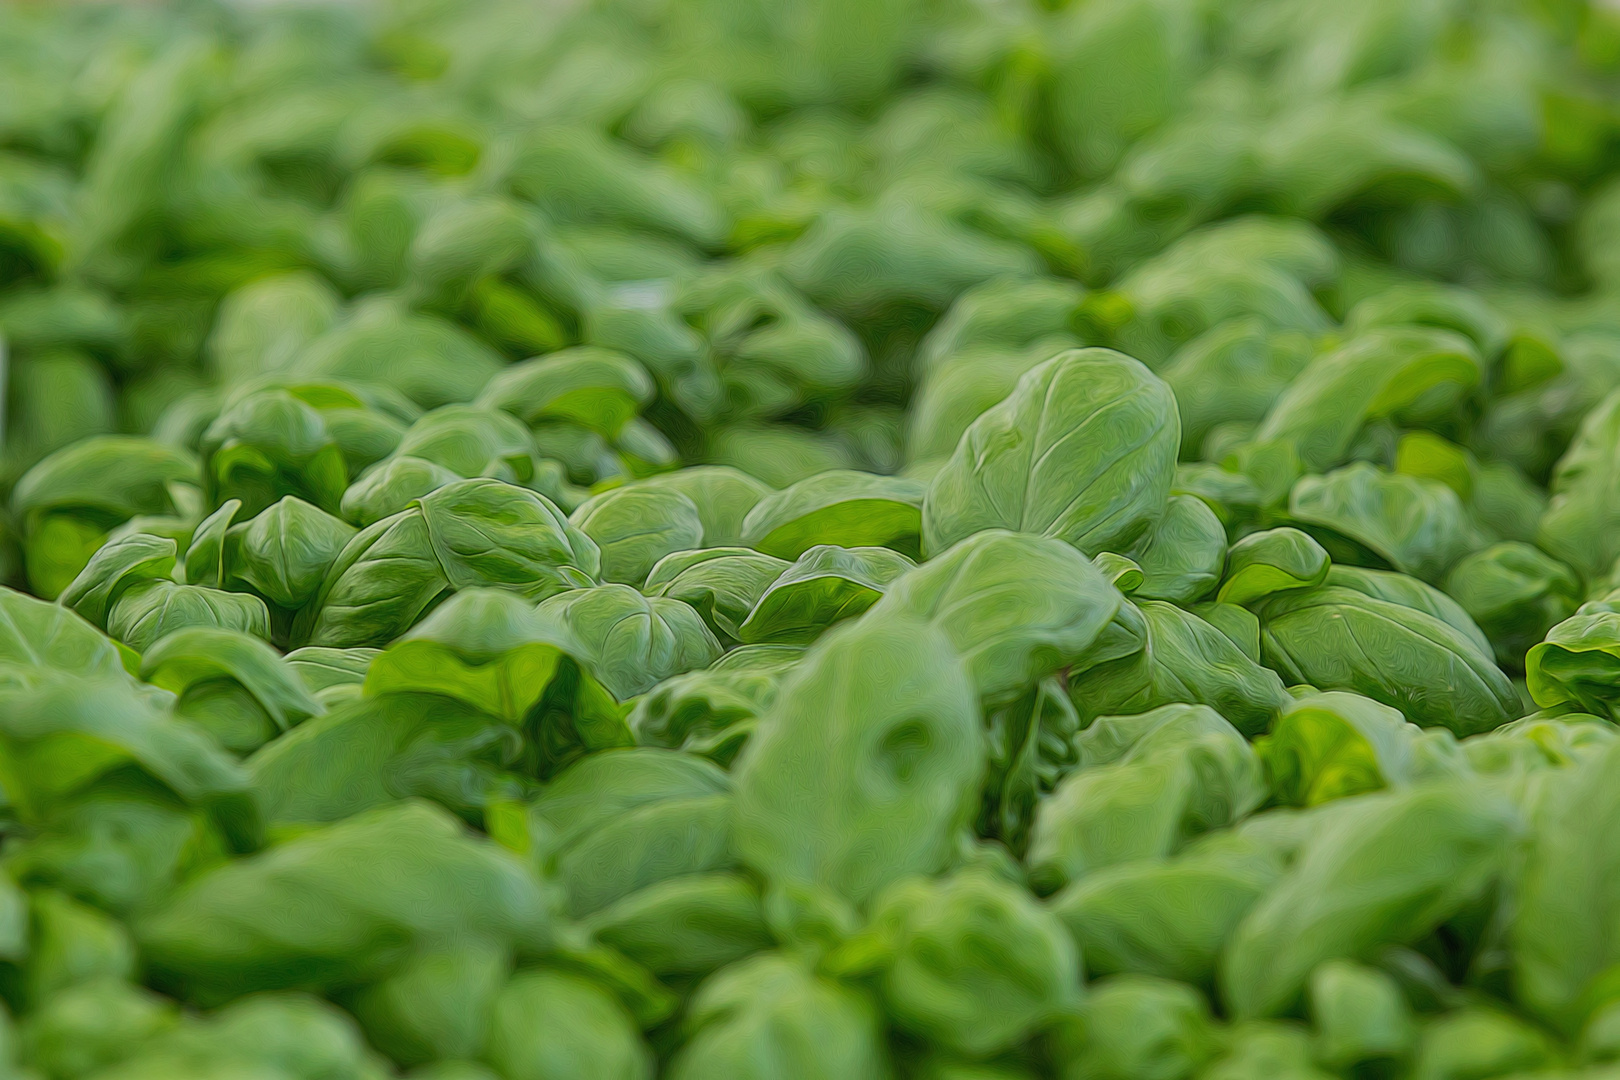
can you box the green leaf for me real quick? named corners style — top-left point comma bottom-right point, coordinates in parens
top-left (478, 347), bottom-right (654, 435)
top-left (1220, 784), bottom-right (1517, 1019)
top-left (229, 495), bottom-right (356, 609)
top-left (667, 954), bottom-right (887, 1080)
top-left (142, 627), bottom-right (323, 733)
top-left (585, 873), bottom-right (771, 979)
top-left (247, 691), bottom-right (520, 828)
top-left (137, 800), bottom-right (554, 1002)
top-left (392, 405), bottom-right (539, 481)
top-left (917, 276), bottom-right (1085, 375)
top-left (1444, 543), bottom-right (1581, 670)
top-left (922, 348), bottom-right (1178, 558)
top-left (340, 455), bottom-right (461, 527)
top-left (486, 969), bottom-right (652, 1080)
top-left (1031, 703), bottom-right (1264, 890)
top-left (1526, 611), bottom-right (1620, 719)
top-left (644, 547), bottom-right (792, 641)
top-left (363, 588), bottom-right (621, 738)
top-left (1255, 328), bottom-right (1483, 471)
top-left (12, 437), bottom-right (198, 599)
top-left (570, 486), bottom-right (705, 586)
top-left (871, 529), bottom-right (1122, 706)
top-left (1287, 463), bottom-right (1484, 584)
top-left (0, 586), bottom-right (130, 681)
top-left (1050, 831), bottom-right (1286, 985)
top-left (108, 581), bottom-right (272, 654)
top-left (292, 297), bottom-right (503, 409)
top-left (733, 614), bottom-right (981, 905)
top-left (0, 670), bottom-right (248, 824)
top-left (201, 390), bottom-right (348, 518)
top-left (1067, 600), bottom-right (1291, 735)
top-left (1256, 692), bottom-right (1418, 807)
top-left (537, 584), bottom-right (721, 701)
top-left (737, 545), bottom-right (913, 645)
top-left (1258, 584), bottom-right (1516, 735)
top-left (625, 649), bottom-right (800, 763)
top-left (1539, 386), bottom-right (1620, 581)
top-left (627, 466), bottom-right (772, 547)
top-left (183, 499), bottom-right (242, 587)
top-left (1128, 493), bottom-right (1226, 603)
top-left (1309, 960), bottom-right (1416, 1069)
top-left (851, 870), bottom-right (1079, 1057)
top-left (349, 940), bottom-right (508, 1067)
top-left (1048, 975), bottom-right (1220, 1080)
top-left (742, 469), bottom-right (924, 560)
top-left (1163, 318), bottom-right (1314, 459)
top-left (1324, 565), bottom-right (1493, 658)
top-left (58, 532), bottom-right (178, 630)
top-left (304, 479), bottom-right (600, 647)
top-left (1406, 1008), bottom-right (1554, 1080)
top-left (283, 645), bottom-right (378, 704)
top-left (907, 340), bottom-right (1069, 465)
top-left (12, 436), bottom-right (199, 529)
top-left (1512, 740), bottom-right (1620, 1032)
top-left (1217, 528), bottom-right (1330, 607)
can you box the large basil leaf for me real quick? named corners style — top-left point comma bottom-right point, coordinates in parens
top-left (1067, 600), bottom-right (1290, 735)
top-left (108, 580), bottom-right (272, 654)
top-left (538, 584), bottom-right (722, 701)
top-left (737, 545), bottom-right (914, 645)
top-left (733, 614), bottom-right (981, 905)
top-left (1257, 585), bottom-right (1517, 735)
top-left (1220, 784), bottom-right (1518, 1019)
top-left (871, 529), bottom-right (1122, 706)
top-left (922, 348), bottom-right (1179, 558)
top-left (138, 800), bottom-right (554, 1002)
top-left (643, 547), bottom-right (792, 642)
top-left (0, 586), bottom-right (132, 681)
top-left (302, 479), bottom-right (599, 647)
top-left (741, 469), bottom-right (925, 560)
top-left (1287, 463), bottom-right (1485, 584)
top-left (1512, 739), bottom-right (1620, 1033)
top-left (363, 589), bottom-right (619, 729)
top-left (570, 486), bottom-right (705, 586)
top-left (228, 495), bottom-right (356, 610)
top-left (248, 691), bottom-right (521, 828)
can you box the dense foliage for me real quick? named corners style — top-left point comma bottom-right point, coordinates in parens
top-left (11, 0), bottom-right (1620, 1076)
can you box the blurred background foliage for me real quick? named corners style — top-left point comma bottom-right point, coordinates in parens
top-left (5, 0), bottom-right (1620, 585)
